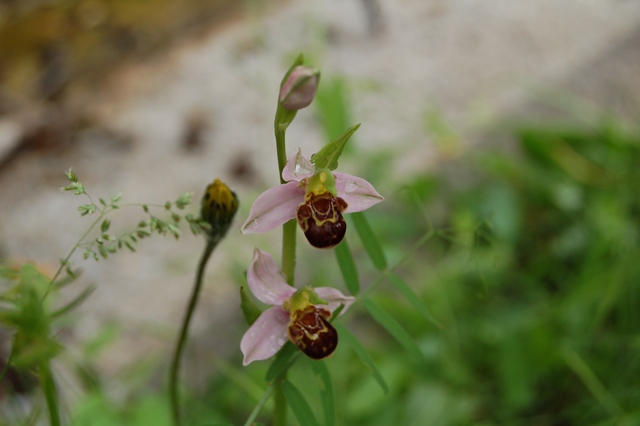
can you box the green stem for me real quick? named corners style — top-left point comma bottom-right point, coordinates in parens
top-left (273, 380), bottom-right (287, 426)
top-left (281, 221), bottom-right (297, 285)
top-left (40, 361), bottom-right (61, 426)
top-left (275, 114), bottom-right (297, 286)
top-left (275, 125), bottom-right (288, 186)
top-left (243, 382), bottom-right (276, 426)
top-left (274, 104), bottom-right (296, 425)
top-left (44, 210), bottom-right (108, 299)
top-left (169, 240), bottom-right (217, 426)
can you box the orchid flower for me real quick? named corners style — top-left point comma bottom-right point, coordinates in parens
top-left (241, 148), bottom-right (383, 248)
top-left (240, 249), bottom-right (355, 365)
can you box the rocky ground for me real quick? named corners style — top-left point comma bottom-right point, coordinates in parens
top-left (1, 0), bottom-right (640, 398)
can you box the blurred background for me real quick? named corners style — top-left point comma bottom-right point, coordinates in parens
top-left (1, 0), bottom-right (640, 424)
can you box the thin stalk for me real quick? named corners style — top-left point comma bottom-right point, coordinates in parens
top-left (40, 361), bottom-right (61, 426)
top-left (281, 221), bottom-right (297, 285)
top-left (274, 106), bottom-right (296, 426)
top-left (169, 240), bottom-right (217, 426)
top-left (273, 382), bottom-right (287, 426)
top-left (274, 116), bottom-right (297, 286)
top-left (44, 210), bottom-right (107, 299)
top-left (243, 383), bottom-right (275, 426)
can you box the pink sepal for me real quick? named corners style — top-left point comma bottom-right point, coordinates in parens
top-left (334, 172), bottom-right (384, 212)
top-left (241, 307), bottom-right (290, 366)
top-left (241, 181), bottom-right (304, 234)
top-left (248, 249), bottom-right (296, 305)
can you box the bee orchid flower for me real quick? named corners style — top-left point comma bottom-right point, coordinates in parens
top-left (240, 249), bottom-right (355, 365)
top-left (241, 148), bottom-right (383, 248)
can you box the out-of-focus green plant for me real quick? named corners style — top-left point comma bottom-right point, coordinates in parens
top-left (0, 168), bottom-right (210, 424)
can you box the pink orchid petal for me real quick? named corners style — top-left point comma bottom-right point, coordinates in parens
top-left (241, 181), bottom-right (304, 234)
top-left (334, 172), bottom-right (384, 213)
top-left (315, 287), bottom-right (356, 315)
top-left (282, 148), bottom-right (315, 182)
top-left (241, 306), bottom-right (290, 366)
top-left (248, 249), bottom-right (296, 305)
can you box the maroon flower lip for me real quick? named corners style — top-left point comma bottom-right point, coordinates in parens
top-left (287, 305), bottom-right (338, 360)
top-left (296, 192), bottom-right (348, 249)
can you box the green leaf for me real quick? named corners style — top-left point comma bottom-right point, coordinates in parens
top-left (308, 359), bottom-right (335, 426)
top-left (124, 240), bottom-right (136, 252)
top-left (351, 212), bottom-right (387, 271)
top-left (334, 240), bottom-right (359, 295)
top-left (240, 286), bottom-right (262, 326)
top-left (311, 124), bottom-right (360, 170)
top-left (65, 168), bottom-right (77, 182)
top-left (281, 380), bottom-right (321, 426)
top-left (336, 324), bottom-right (388, 394)
top-left (363, 298), bottom-right (424, 361)
top-left (78, 204), bottom-right (96, 216)
top-left (51, 286), bottom-right (95, 318)
top-left (100, 219), bottom-right (110, 233)
top-left (175, 192), bottom-right (193, 209)
top-left (388, 273), bottom-right (442, 329)
top-left (265, 342), bottom-right (298, 382)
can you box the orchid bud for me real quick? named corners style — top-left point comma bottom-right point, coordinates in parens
top-left (279, 66), bottom-right (320, 110)
top-left (201, 179), bottom-right (238, 241)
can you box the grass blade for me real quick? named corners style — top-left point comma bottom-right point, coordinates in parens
top-left (351, 212), bottom-right (387, 271)
top-left (336, 324), bottom-right (388, 394)
top-left (334, 240), bottom-right (359, 295)
top-left (308, 359), bottom-right (335, 426)
top-left (363, 298), bottom-right (423, 361)
top-left (265, 342), bottom-right (298, 383)
top-left (281, 380), bottom-right (321, 426)
top-left (388, 273), bottom-right (442, 329)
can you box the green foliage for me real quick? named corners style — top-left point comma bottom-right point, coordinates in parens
top-left (398, 121), bottom-right (640, 424)
top-left (350, 212), bottom-right (387, 271)
top-left (0, 265), bottom-right (60, 370)
top-left (240, 286), bottom-right (262, 326)
top-left (281, 380), bottom-right (321, 426)
top-left (310, 124), bottom-right (360, 171)
top-left (334, 239), bottom-right (359, 295)
top-left (61, 170), bottom-right (203, 261)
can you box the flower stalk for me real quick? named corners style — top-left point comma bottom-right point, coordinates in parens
top-left (169, 239), bottom-right (215, 426)
top-left (40, 360), bottom-right (61, 426)
top-left (169, 179), bottom-right (237, 426)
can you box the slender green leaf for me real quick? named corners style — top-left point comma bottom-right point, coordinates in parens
top-left (240, 286), bottom-right (262, 326)
top-left (50, 286), bottom-right (95, 318)
top-left (311, 124), bottom-right (360, 170)
top-left (281, 380), bottom-right (321, 426)
top-left (363, 298), bottom-right (424, 361)
top-left (265, 342), bottom-right (298, 382)
top-left (334, 240), bottom-right (359, 295)
top-left (351, 212), bottom-right (387, 271)
top-left (308, 359), bottom-right (335, 426)
top-left (336, 324), bottom-right (388, 394)
top-left (388, 273), bottom-right (442, 329)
